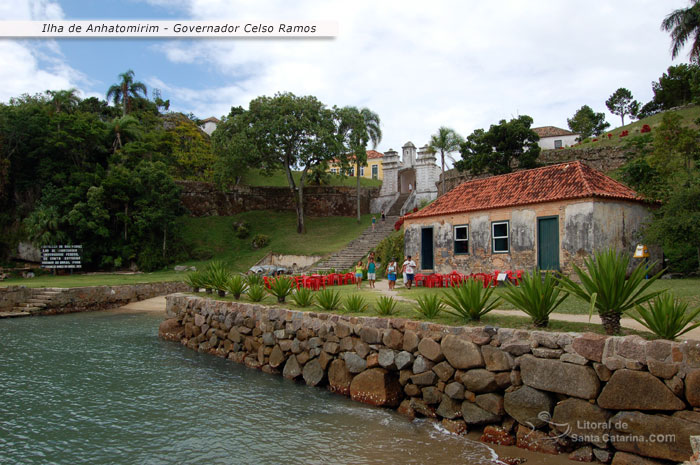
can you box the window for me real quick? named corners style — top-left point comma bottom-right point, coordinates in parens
top-left (492, 221), bottom-right (509, 253)
top-left (554, 139), bottom-right (563, 149)
top-left (360, 166), bottom-right (365, 177)
top-left (330, 168), bottom-right (338, 174)
top-left (454, 225), bottom-right (469, 254)
top-left (348, 167), bottom-right (355, 176)
top-left (371, 165), bottom-right (378, 179)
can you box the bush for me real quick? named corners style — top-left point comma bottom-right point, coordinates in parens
top-left (394, 218), bottom-right (404, 231)
top-left (500, 269), bottom-right (568, 327)
top-left (375, 230), bottom-right (404, 274)
top-left (232, 221), bottom-right (250, 239)
top-left (246, 284), bottom-right (266, 302)
top-left (246, 273), bottom-right (264, 287)
top-left (251, 234), bottom-right (270, 249)
top-left (375, 296), bottom-right (399, 316)
top-left (557, 248), bottom-right (664, 335)
top-left (442, 279), bottom-right (500, 322)
top-left (414, 294), bottom-right (444, 319)
top-left (184, 270), bottom-right (206, 292)
top-left (203, 261), bottom-right (231, 296)
top-left (225, 274), bottom-right (248, 300)
top-left (291, 288), bottom-right (314, 307)
top-left (314, 289), bottom-right (342, 311)
top-left (267, 276), bottom-right (295, 303)
top-left (343, 294), bottom-right (368, 313)
top-left (628, 293), bottom-right (700, 340)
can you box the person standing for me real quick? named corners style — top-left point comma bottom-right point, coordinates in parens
top-left (402, 255), bottom-right (417, 289)
top-left (367, 256), bottom-right (376, 289)
top-left (381, 210), bottom-right (386, 222)
top-left (386, 258), bottom-right (397, 290)
top-left (355, 260), bottom-right (364, 289)
top-left (371, 216), bottom-right (376, 232)
top-left (401, 255), bottom-right (408, 286)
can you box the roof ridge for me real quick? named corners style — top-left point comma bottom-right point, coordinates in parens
top-left (575, 161), bottom-right (593, 195)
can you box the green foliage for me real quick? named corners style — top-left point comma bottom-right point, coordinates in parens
top-left (203, 261), bottom-right (231, 293)
top-left (342, 294), bottom-right (369, 313)
top-left (661, 3), bottom-right (700, 62)
top-left (456, 115), bottom-right (540, 175)
top-left (374, 230), bottom-right (404, 274)
top-left (500, 270), bottom-right (568, 327)
top-left (314, 288), bottom-right (342, 311)
top-left (375, 296), bottom-right (399, 316)
top-left (647, 112), bottom-right (699, 180)
top-left (106, 69), bottom-right (147, 117)
top-left (267, 276), bottom-right (295, 303)
top-left (290, 287), bottom-right (314, 307)
top-left (629, 293), bottom-right (700, 340)
top-left (557, 249), bottom-right (665, 335)
top-left (428, 126), bottom-right (463, 195)
top-left (246, 273), bottom-right (264, 287)
top-left (252, 234), bottom-right (270, 249)
top-left (232, 221), bottom-right (250, 239)
top-left (567, 105), bottom-right (610, 140)
top-left (606, 88), bottom-right (640, 126)
top-left (442, 279), bottom-right (501, 322)
top-left (225, 274), bottom-right (248, 300)
top-left (184, 270), bottom-right (206, 291)
top-left (651, 64), bottom-right (699, 110)
top-left (414, 294), bottom-right (444, 319)
top-left (246, 284), bottom-right (266, 302)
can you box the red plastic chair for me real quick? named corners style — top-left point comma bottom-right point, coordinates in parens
top-left (344, 272), bottom-right (355, 284)
top-left (414, 273), bottom-right (427, 287)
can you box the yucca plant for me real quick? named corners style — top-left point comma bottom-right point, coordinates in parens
top-left (375, 296), bottom-right (399, 316)
top-left (315, 289), bottom-right (342, 311)
top-left (628, 293), bottom-right (700, 341)
top-left (442, 278), bottom-right (500, 322)
top-left (225, 275), bottom-right (248, 300)
top-left (501, 269), bottom-right (568, 327)
top-left (184, 270), bottom-right (205, 293)
top-left (414, 294), bottom-right (444, 319)
top-left (205, 261), bottom-right (231, 297)
top-left (268, 276), bottom-right (295, 303)
top-left (291, 288), bottom-right (314, 307)
top-left (343, 294), bottom-right (369, 313)
top-left (246, 273), bottom-right (264, 287)
top-left (246, 284), bottom-right (266, 302)
top-left (557, 248), bottom-right (664, 335)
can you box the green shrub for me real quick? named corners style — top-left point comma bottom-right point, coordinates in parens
top-left (246, 273), bottom-right (264, 287)
top-left (267, 276), bottom-right (295, 303)
top-left (375, 296), bottom-right (399, 316)
top-left (414, 294), bottom-right (444, 319)
top-left (251, 234), bottom-right (270, 249)
top-left (343, 294), bottom-right (368, 313)
top-left (232, 221), bottom-right (250, 239)
top-left (203, 261), bottom-right (231, 296)
top-left (500, 270), bottom-right (568, 327)
top-left (225, 275), bottom-right (248, 300)
top-left (291, 288), bottom-right (314, 307)
top-left (315, 289), bottom-right (342, 311)
top-left (246, 284), bottom-right (266, 302)
top-left (628, 293), bottom-right (700, 340)
top-left (375, 231), bottom-right (404, 274)
top-left (558, 248), bottom-right (664, 335)
top-left (184, 270), bottom-right (206, 292)
top-left (442, 279), bottom-right (500, 322)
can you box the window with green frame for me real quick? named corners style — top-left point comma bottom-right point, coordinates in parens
top-left (454, 225), bottom-right (469, 254)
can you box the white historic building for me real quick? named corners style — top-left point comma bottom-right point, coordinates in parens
top-left (532, 126), bottom-right (579, 149)
top-left (371, 141), bottom-right (441, 215)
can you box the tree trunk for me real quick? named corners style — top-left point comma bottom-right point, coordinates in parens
top-left (283, 158), bottom-right (305, 234)
top-left (162, 223), bottom-right (167, 258)
top-left (356, 160), bottom-right (361, 223)
top-left (124, 204), bottom-right (128, 241)
top-left (600, 312), bottom-right (621, 335)
top-left (441, 150), bottom-right (445, 196)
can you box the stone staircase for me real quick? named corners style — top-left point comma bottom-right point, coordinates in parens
top-left (11, 288), bottom-right (68, 315)
top-left (313, 215), bottom-right (399, 273)
top-left (387, 192), bottom-right (410, 217)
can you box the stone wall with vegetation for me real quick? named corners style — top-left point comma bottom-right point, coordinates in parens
top-left (161, 294), bottom-right (700, 464)
top-left (177, 181), bottom-right (379, 217)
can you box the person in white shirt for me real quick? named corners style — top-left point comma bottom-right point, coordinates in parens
top-left (402, 255), bottom-right (417, 289)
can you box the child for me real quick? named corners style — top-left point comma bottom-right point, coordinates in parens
top-left (386, 258), bottom-right (397, 290)
top-left (367, 256), bottom-right (376, 289)
top-left (355, 260), bottom-right (364, 289)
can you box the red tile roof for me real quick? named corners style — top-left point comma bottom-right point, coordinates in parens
top-left (200, 117), bottom-right (220, 124)
top-left (532, 126), bottom-right (576, 138)
top-left (367, 150), bottom-right (384, 159)
top-left (407, 161), bottom-right (647, 220)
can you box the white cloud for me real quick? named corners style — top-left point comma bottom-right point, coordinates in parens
top-left (146, 0), bottom-right (692, 153)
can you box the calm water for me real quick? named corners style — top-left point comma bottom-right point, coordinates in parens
top-left (0, 310), bottom-right (506, 465)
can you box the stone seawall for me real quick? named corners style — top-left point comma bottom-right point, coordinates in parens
top-left (177, 181), bottom-right (380, 217)
top-left (0, 285), bottom-right (32, 310)
top-left (161, 295), bottom-right (700, 464)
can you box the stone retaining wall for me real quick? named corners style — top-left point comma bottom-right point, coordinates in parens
top-left (161, 295), bottom-right (700, 464)
top-left (0, 285), bottom-right (32, 310)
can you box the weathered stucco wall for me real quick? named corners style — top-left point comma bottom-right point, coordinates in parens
top-left (160, 295), bottom-right (700, 463)
top-left (177, 181), bottom-right (379, 217)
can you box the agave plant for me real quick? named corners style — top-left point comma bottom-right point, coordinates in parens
top-left (442, 278), bottom-right (500, 322)
top-left (246, 284), bottom-right (266, 302)
top-left (628, 293), bottom-right (700, 341)
top-left (343, 294), bottom-right (368, 313)
top-left (291, 288), bottom-right (314, 308)
top-left (225, 275), bottom-right (248, 300)
top-left (375, 296), bottom-right (399, 316)
top-left (183, 270), bottom-right (205, 293)
top-left (246, 273), bottom-right (264, 287)
top-left (414, 294), bottom-right (444, 319)
top-left (267, 276), bottom-right (295, 303)
top-left (557, 248), bottom-right (664, 335)
top-left (204, 261), bottom-right (231, 297)
top-left (315, 289), bottom-right (342, 311)
top-left (500, 269), bottom-right (568, 327)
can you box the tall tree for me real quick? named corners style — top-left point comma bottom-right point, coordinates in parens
top-left (428, 127), bottom-right (463, 195)
top-left (567, 105), bottom-right (610, 140)
top-left (651, 64), bottom-right (699, 109)
top-left (106, 69), bottom-right (147, 117)
top-left (46, 88), bottom-right (80, 115)
top-left (605, 88), bottom-right (640, 126)
top-left (661, 1), bottom-right (700, 63)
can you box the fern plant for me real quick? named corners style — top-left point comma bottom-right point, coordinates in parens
top-left (414, 294), bottom-right (444, 319)
top-left (225, 275), bottom-right (248, 300)
top-left (315, 289), bottom-right (342, 311)
top-left (246, 284), bottom-right (266, 302)
top-left (500, 269), bottom-right (568, 327)
top-left (628, 293), bottom-right (700, 340)
top-left (267, 276), bottom-right (295, 303)
top-left (291, 288), bottom-right (314, 307)
top-left (442, 278), bottom-right (500, 322)
top-left (375, 296), bottom-right (399, 316)
top-left (343, 294), bottom-right (368, 313)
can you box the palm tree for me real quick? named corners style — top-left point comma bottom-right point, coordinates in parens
top-left (106, 69), bottom-right (147, 117)
top-left (661, 1), bottom-right (700, 63)
top-left (46, 88), bottom-right (80, 115)
top-left (109, 115), bottom-right (142, 152)
top-left (428, 127), bottom-right (463, 196)
top-left (358, 108), bottom-right (382, 223)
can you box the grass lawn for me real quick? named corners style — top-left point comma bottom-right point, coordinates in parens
top-left (240, 169), bottom-right (382, 189)
top-left (0, 271), bottom-right (184, 288)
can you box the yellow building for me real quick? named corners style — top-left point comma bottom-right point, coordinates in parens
top-left (328, 150), bottom-right (384, 180)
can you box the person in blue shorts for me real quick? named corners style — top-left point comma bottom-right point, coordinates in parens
top-left (386, 258), bottom-right (397, 290)
top-left (402, 255), bottom-right (417, 289)
top-left (367, 256), bottom-right (377, 289)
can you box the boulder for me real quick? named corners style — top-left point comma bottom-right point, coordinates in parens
top-left (382, 329), bottom-right (403, 349)
top-left (403, 330), bottom-right (420, 352)
top-left (422, 386), bottom-right (442, 404)
top-left (412, 355), bottom-right (434, 374)
top-left (572, 333), bottom-right (608, 362)
top-left (609, 411), bottom-right (695, 462)
top-left (432, 361), bottom-right (455, 382)
top-left (481, 345), bottom-right (513, 371)
top-left (520, 355), bottom-right (600, 399)
top-left (568, 446), bottom-right (593, 462)
top-left (302, 358), bottom-right (325, 386)
top-left (397, 399), bottom-right (415, 419)
top-left (597, 369), bottom-right (685, 411)
top-left (503, 386), bottom-right (555, 428)
top-left (686, 369), bottom-right (700, 407)
top-left (328, 361), bottom-right (353, 395)
top-left (282, 355), bottom-right (302, 379)
top-left (475, 393), bottom-right (504, 416)
top-left (318, 351), bottom-right (333, 370)
top-left (410, 371), bottom-right (437, 386)
top-left (515, 426), bottom-right (561, 455)
top-left (480, 425), bottom-right (515, 446)
top-left (418, 337), bottom-right (444, 362)
top-left (441, 335), bottom-right (484, 369)
top-left (436, 395), bottom-right (462, 419)
top-left (269, 345), bottom-right (286, 368)
top-left (394, 351), bottom-right (414, 370)
top-left (441, 419), bottom-right (467, 435)
top-left (344, 352), bottom-right (367, 374)
top-left (445, 382), bottom-right (465, 400)
top-left (158, 318), bottom-right (184, 340)
top-left (552, 398), bottom-right (611, 448)
top-left (410, 398), bottom-right (437, 418)
top-left (378, 349), bottom-right (396, 369)
top-left (460, 369), bottom-right (497, 393)
top-left (359, 326), bottom-right (382, 344)
top-left (461, 401), bottom-right (501, 425)
top-left (350, 368), bottom-right (402, 407)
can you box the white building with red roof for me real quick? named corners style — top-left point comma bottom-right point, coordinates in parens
top-left (533, 126), bottom-right (580, 150)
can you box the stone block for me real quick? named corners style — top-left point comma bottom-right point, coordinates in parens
top-left (597, 369), bottom-right (685, 411)
top-left (441, 335), bottom-right (484, 369)
top-left (350, 368), bottom-right (402, 407)
top-left (503, 386), bottom-right (555, 428)
top-left (572, 332), bottom-right (607, 362)
top-left (481, 345), bottom-right (513, 371)
top-left (609, 411), bottom-right (696, 462)
top-left (520, 355), bottom-right (600, 399)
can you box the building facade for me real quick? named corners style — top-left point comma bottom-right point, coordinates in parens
top-left (200, 117), bottom-right (220, 136)
top-left (533, 126), bottom-right (579, 150)
top-left (328, 150), bottom-right (384, 180)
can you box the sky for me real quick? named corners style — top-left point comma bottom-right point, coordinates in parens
top-left (0, 0), bottom-right (694, 155)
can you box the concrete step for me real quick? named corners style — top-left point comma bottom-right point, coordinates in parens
top-left (0, 311), bottom-right (30, 318)
top-left (13, 306), bottom-right (42, 312)
top-left (19, 302), bottom-right (47, 308)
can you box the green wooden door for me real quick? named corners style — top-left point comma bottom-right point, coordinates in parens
top-left (421, 227), bottom-right (434, 270)
top-left (537, 217), bottom-right (560, 271)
